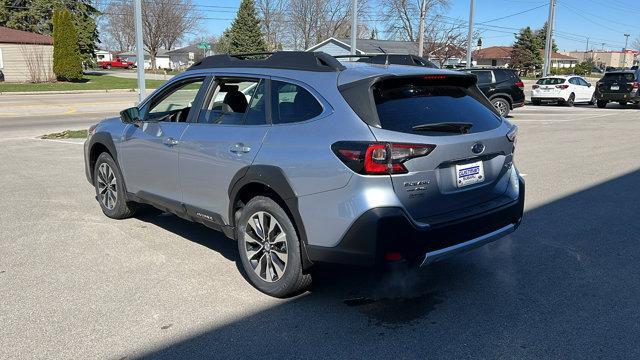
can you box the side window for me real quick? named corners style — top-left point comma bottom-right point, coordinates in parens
top-left (470, 70), bottom-right (492, 84)
top-left (578, 78), bottom-right (589, 86)
top-left (199, 78), bottom-right (266, 125)
top-left (271, 80), bottom-right (323, 124)
top-left (146, 77), bottom-right (204, 122)
top-left (568, 78), bottom-right (578, 85)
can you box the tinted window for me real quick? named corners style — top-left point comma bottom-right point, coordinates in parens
top-left (470, 70), bottom-right (492, 84)
top-left (603, 73), bottom-right (635, 82)
top-left (199, 78), bottom-right (266, 125)
top-left (494, 69), bottom-right (518, 83)
top-left (271, 81), bottom-right (323, 124)
top-left (372, 78), bottom-right (501, 136)
top-left (569, 78), bottom-right (579, 85)
top-left (537, 78), bottom-right (565, 85)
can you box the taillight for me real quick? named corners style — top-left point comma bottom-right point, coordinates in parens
top-left (532, 84), bottom-right (539, 89)
top-left (515, 81), bottom-right (525, 89)
top-left (556, 84), bottom-right (569, 90)
top-left (332, 142), bottom-right (435, 175)
top-left (630, 82), bottom-right (639, 89)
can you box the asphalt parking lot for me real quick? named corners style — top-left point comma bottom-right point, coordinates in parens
top-left (1, 97), bottom-right (639, 359)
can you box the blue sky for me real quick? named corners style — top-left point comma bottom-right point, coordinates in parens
top-left (193, 0), bottom-right (638, 51)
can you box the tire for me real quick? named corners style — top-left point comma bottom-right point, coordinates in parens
top-left (565, 93), bottom-right (575, 107)
top-left (597, 100), bottom-right (607, 108)
top-left (106, 64), bottom-right (112, 70)
top-left (491, 97), bottom-right (510, 117)
top-left (93, 152), bottom-right (136, 219)
top-left (236, 196), bottom-right (311, 298)
top-left (619, 101), bottom-right (627, 107)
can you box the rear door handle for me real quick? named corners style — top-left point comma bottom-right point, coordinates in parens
top-left (163, 137), bottom-right (179, 146)
top-left (229, 143), bottom-right (251, 154)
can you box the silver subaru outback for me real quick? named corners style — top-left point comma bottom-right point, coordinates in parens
top-left (84, 52), bottom-right (524, 297)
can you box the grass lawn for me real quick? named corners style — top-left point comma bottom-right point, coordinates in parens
top-left (0, 75), bottom-right (166, 92)
top-left (41, 129), bottom-right (88, 139)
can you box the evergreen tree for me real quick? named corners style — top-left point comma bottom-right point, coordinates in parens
top-left (535, 22), bottom-right (558, 53)
top-left (0, 0), bottom-right (99, 65)
top-left (52, 9), bottom-right (83, 81)
top-left (510, 27), bottom-right (543, 71)
top-left (227, 0), bottom-right (267, 54)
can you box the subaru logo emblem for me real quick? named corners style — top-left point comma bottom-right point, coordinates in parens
top-left (471, 142), bottom-right (485, 154)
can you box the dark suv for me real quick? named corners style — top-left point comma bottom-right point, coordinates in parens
top-left (594, 70), bottom-right (640, 108)
top-left (460, 68), bottom-right (526, 117)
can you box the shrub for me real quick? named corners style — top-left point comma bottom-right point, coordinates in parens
top-left (52, 9), bottom-right (83, 81)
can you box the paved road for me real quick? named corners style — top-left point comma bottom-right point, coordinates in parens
top-left (1, 100), bottom-right (639, 359)
top-left (0, 92), bottom-right (135, 138)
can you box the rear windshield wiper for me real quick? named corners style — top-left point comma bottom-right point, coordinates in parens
top-left (411, 122), bottom-right (473, 134)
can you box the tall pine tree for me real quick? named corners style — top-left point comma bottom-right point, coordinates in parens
top-left (52, 9), bottom-right (83, 81)
top-left (227, 0), bottom-right (267, 54)
top-left (510, 27), bottom-right (544, 72)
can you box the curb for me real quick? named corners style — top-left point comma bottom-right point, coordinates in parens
top-left (0, 88), bottom-right (158, 96)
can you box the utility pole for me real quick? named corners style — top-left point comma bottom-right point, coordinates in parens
top-left (417, 0), bottom-right (427, 57)
top-left (623, 33), bottom-right (630, 68)
top-left (134, 0), bottom-right (145, 104)
top-left (465, 0), bottom-right (475, 68)
top-left (350, 0), bottom-right (357, 55)
top-left (542, 0), bottom-right (556, 76)
top-left (585, 37), bottom-right (589, 53)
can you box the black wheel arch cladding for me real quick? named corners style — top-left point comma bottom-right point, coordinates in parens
top-left (228, 165), bottom-right (314, 268)
top-left (88, 132), bottom-right (119, 182)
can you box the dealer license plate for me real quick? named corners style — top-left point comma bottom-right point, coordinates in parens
top-left (456, 161), bottom-right (485, 188)
top-left (611, 85), bottom-right (620, 91)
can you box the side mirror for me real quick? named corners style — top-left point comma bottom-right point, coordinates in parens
top-left (120, 107), bottom-right (143, 127)
top-left (587, 83), bottom-right (592, 87)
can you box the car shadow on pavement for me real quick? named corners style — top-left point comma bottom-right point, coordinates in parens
top-left (132, 170), bottom-right (640, 359)
top-left (133, 206), bottom-right (238, 263)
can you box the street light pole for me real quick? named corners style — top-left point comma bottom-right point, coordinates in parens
top-left (350, 0), bottom-right (357, 55)
top-left (623, 33), bottom-right (630, 68)
top-left (465, 0), bottom-right (475, 69)
top-left (418, 0), bottom-right (427, 57)
top-left (543, 0), bottom-right (556, 76)
top-left (134, 0), bottom-right (145, 104)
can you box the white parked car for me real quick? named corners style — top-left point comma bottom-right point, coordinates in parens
top-left (531, 75), bottom-right (595, 106)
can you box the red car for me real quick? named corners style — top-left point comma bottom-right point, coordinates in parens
top-left (98, 57), bottom-right (135, 70)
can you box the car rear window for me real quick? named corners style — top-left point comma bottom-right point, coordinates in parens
top-left (537, 78), bottom-right (565, 85)
top-left (603, 73), bottom-right (635, 82)
top-left (494, 69), bottom-right (519, 83)
top-left (372, 77), bottom-right (501, 135)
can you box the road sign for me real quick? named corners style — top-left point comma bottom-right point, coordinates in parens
top-left (197, 42), bottom-right (211, 50)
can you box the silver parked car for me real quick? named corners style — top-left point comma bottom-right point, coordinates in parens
top-left (84, 52), bottom-right (525, 297)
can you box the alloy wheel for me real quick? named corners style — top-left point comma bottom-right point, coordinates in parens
top-left (243, 211), bottom-right (288, 283)
top-left (97, 163), bottom-right (117, 210)
top-left (493, 100), bottom-right (508, 117)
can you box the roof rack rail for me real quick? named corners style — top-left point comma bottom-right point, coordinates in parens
top-left (333, 54), bottom-right (374, 59)
top-left (188, 51), bottom-right (346, 72)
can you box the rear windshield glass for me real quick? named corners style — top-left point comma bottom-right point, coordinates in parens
top-left (373, 78), bottom-right (501, 135)
top-left (495, 69), bottom-right (519, 83)
top-left (603, 73), bottom-right (635, 82)
top-left (537, 78), bottom-right (565, 85)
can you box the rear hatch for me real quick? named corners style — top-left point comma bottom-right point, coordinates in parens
top-left (598, 72), bottom-right (637, 94)
top-left (534, 77), bottom-right (567, 97)
top-left (342, 74), bottom-right (516, 222)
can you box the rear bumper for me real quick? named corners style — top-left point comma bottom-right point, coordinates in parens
top-left (531, 96), bottom-right (567, 102)
top-left (595, 92), bottom-right (639, 102)
top-left (306, 175), bottom-right (525, 267)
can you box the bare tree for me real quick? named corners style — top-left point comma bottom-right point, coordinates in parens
top-left (379, 0), bottom-right (448, 42)
top-left (20, 44), bottom-right (55, 83)
top-left (256, 0), bottom-right (287, 51)
top-left (286, 0), bottom-right (369, 50)
top-left (101, 0), bottom-right (200, 68)
top-left (424, 17), bottom-right (469, 67)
